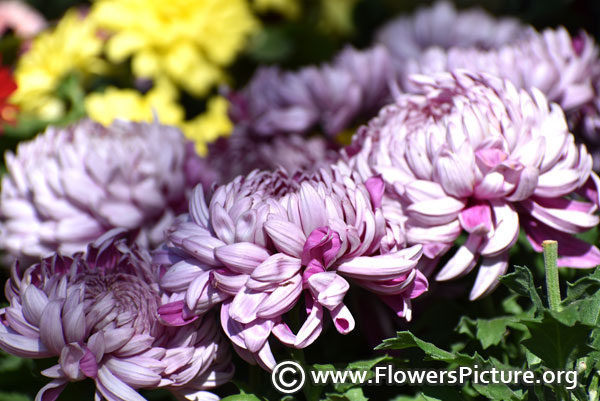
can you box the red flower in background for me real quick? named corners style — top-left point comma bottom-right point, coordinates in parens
top-left (0, 65), bottom-right (17, 132)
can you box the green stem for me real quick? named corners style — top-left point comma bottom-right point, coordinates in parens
top-left (542, 240), bottom-right (561, 311)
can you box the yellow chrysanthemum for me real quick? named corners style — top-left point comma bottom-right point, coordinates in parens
top-left (90, 0), bottom-right (259, 96)
top-left (85, 79), bottom-right (184, 126)
top-left (11, 9), bottom-right (105, 120)
top-left (253, 0), bottom-right (300, 19)
top-left (182, 96), bottom-right (232, 156)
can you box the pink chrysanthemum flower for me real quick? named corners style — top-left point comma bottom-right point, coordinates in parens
top-left (0, 119), bottom-right (214, 260)
top-left (0, 231), bottom-right (232, 401)
top-left (347, 71), bottom-right (600, 300)
top-left (155, 165), bottom-right (426, 370)
top-left (401, 27), bottom-right (600, 120)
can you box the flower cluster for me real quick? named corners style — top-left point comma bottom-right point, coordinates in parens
top-left (0, 231), bottom-right (232, 401)
top-left (155, 165), bottom-right (426, 369)
top-left (0, 119), bottom-right (214, 260)
top-left (348, 71), bottom-right (600, 299)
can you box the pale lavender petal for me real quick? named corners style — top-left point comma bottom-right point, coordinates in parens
top-left (436, 235), bottom-right (483, 281)
top-left (256, 275), bottom-right (303, 319)
top-left (251, 253), bottom-right (302, 283)
top-left (34, 379), bottom-right (67, 401)
top-left (470, 254), bottom-right (509, 300)
top-left (96, 365), bottom-right (147, 401)
top-left (39, 300), bottom-right (66, 354)
top-left (308, 272), bottom-right (349, 310)
top-left (215, 243), bottom-right (271, 274)
top-left (229, 290), bottom-right (270, 324)
top-left (479, 200), bottom-right (519, 257)
top-left (104, 357), bottom-right (162, 387)
top-left (264, 219), bottom-right (306, 258)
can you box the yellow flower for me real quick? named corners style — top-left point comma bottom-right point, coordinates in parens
top-left (182, 96), bottom-right (232, 156)
top-left (319, 0), bottom-right (358, 35)
top-left (11, 9), bottom-right (105, 120)
top-left (253, 0), bottom-right (300, 19)
top-left (90, 0), bottom-right (258, 96)
top-left (85, 79), bottom-right (184, 126)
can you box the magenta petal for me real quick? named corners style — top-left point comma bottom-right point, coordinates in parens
top-left (301, 227), bottom-right (341, 267)
top-left (523, 218), bottom-right (600, 268)
top-left (158, 301), bottom-right (199, 326)
top-left (80, 348), bottom-right (98, 378)
top-left (35, 379), bottom-right (68, 401)
top-left (458, 201), bottom-right (492, 235)
top-left (329, 304), bottom-right (355, 334)
top-left (365, 176), bottom-right (385, 209)
top-left (379, 294), bottom-right (411, 320)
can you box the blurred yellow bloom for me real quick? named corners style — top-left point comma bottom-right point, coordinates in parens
top-left (91, 0), bottom-right (258, 96)
top-left (85, 79), bottom-right (184, 126)
top-left (182, 96), bottom-right (232, 156)
top-left (319, 0), bottom-right (358, 35)
top-left (11, 9), bottom-right (105, 120)
top-left (253, 0), bottom-right (300, 19)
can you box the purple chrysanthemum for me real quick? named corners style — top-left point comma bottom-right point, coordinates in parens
top-left (0, 231), bottom-right (232, 401)
top-left (155, 165), bottom-right (426, 370)
top-left (347, 71), bottom-right (600, 300)
top-left (227, 45), bottom-right (394, 139)
top-left (376, 1), bottom-right (527, 68)
top-left (205, 134), bottom-right (339, 185)
top-left (0, 119), bottom-right (214, 260)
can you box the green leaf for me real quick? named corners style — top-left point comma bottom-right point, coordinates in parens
top-left (565, 267), bottom-right (600, 301)
top-left (420, 386), bottom-right (464, 401)
top-left (475, 317), bottom-right (515, 349)
top-left (221, 394), bottom-right (264, 401)
top-left (333, 356), bottom-right (391, 393)
top-left (499, 266), bottom-right (544, 312)
top-left (456, 316), bottom-right (477, 340)
top-left (521, 310), bottom-right (594, 370)
top-left (0, 393), bottom-right (30, 401)
top-left (376, 332), bottom-right (462, 363)
top-left (0, 354), bottom-right (28, 374)
top-left (323, 388), bottom-right (368, 401)
top-left (472, 382), bottom-right (526, 401)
